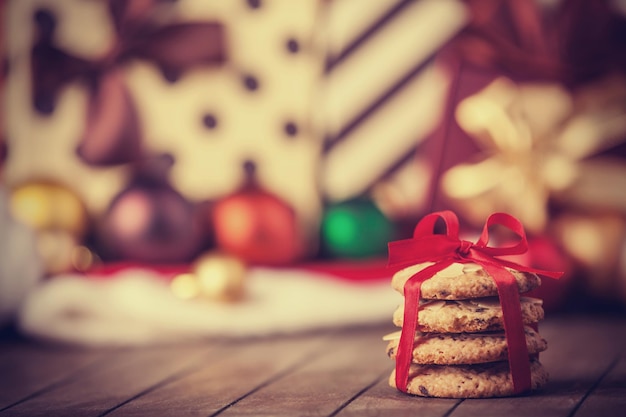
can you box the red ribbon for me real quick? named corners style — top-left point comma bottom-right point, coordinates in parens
top-left (387, 211), bottom-right (563, 394)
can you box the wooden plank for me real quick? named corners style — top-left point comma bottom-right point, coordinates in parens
top-left (334, 376), bottom-right (461, 417)
top-left (0, 343), bottom-right (220, 417)
top-left (574, 354), bottom-right (626, 417)
top-left (215, 325), bottom-right (396, 417)
top-left (449, 315), bottom-right (626, 417)
top-left (0, 338), bottom-right (106, 411)
top-left (105, 329), bottom-right (337, 417)
top-left (321, 324), bottom-right (462, 417)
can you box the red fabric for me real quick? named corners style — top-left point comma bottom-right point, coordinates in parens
top-left (387, 211), bottom-right (563, 394)
top-left (84, 258), bottom-right (397, 282)
top-left (85, 262), bottom-right (189, 279)
top-left (297, 258), bottom-right (399, 282)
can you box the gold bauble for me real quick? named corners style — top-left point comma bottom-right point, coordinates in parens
top-left (194, 252), bottom-right (247, 302)
top-left (171, 252), bottom-right (247, 302)
top-left (10, 182), bottom-right (88, 237)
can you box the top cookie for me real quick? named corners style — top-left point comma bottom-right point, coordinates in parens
top-left (391, 262), bottom-right (540, 300)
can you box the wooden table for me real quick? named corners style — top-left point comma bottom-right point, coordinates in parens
top-left (1, 313), bottom-right (625, 417)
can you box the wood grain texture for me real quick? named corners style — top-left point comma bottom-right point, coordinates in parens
top-left (333, 377), bottom-right (461, 417)
top-left (0, 339), bottom-right (106, 411)
top-left (0, 314), bottom-right (625, 417)
top-left (1, 343), bottom-right (219, 417)
top-left (449, 316), bottom-right (626, 417)
top-left (107, 330), bottom-right (338, 417)
top-left (574, 355), bottom-right (626, 417)
top-left (215, 326), bottom-right (395, 417)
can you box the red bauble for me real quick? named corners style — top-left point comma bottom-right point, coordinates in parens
top-left (99, 185), bottom-right (205, 263)
top-left (504, 235), bottom-right (574, 312)
top-left (211, 188), bottom-right (304, 265)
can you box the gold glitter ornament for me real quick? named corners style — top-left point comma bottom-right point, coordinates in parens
top-left (10, 182), bottom-right (88, 237)
top-left (10, 182), bottom-right (90, 274)
top-left (171, 253), bottom-right (247, 303)
top-left (442, 75), bottom-right (626, 234)
top-left (193, 252), bottom-right (247, 302)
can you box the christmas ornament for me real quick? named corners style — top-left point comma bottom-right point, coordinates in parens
top-left (171, 252), bottom-right (246, 302)
top-left (551, 213), bottom-right (626, 303)
top-left (10, 182), bottom-right (89, 274)
top-left (211, 187), bottom-right (304, 265)
top-left (99, 182), bottom-right (205, 264)
top-left (10, 182), bottom-right (88, 237)
top-left (505, 234), bottom-right (574, 312)
top-left (320, 198), bottom-right (395, 259)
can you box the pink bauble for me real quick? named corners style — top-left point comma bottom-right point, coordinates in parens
top-left (99, 185), bottom-right (205, 263)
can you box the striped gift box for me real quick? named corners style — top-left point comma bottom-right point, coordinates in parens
top-left (319, 0), bottom-right (467, 217)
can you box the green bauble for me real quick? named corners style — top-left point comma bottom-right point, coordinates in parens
top-left (321, 199), bottom-right (395, 258)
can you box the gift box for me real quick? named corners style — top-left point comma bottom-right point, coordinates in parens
top-left (4, 0), bottom-right (328, 268)
top-left (420, 0), bottom-right (626, 307)
top-left (2, 0), bottom-right (469, 272)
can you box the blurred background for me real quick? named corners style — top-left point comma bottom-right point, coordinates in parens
top-left (1, 0), bottom-right (626, 344)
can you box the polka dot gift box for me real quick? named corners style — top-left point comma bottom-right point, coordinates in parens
top-left (4, 0), bottom-right (326, 266)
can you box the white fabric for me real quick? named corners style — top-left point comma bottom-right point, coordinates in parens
top-left (0, 188), bottom-right (44, 326)
top-left (18, 267), bottom-right (401, 347)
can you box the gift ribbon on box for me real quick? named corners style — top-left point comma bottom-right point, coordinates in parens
top-left (31, 0), bottom-right (226, 165)
top-left (387, 211), bottom-right (563, 394)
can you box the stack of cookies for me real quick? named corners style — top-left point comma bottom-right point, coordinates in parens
top-left (385, 262), bottom-right (549, 398)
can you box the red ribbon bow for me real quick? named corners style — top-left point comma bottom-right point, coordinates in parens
top-left (387, 211), bottom-right (563, 394)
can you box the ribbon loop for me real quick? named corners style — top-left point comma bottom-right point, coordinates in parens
top-left (413, 210), bottom-right (460, 239)
top-left (477, 212), bottom-right (529, 256)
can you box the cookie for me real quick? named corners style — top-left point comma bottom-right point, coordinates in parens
top-left (384, 326), bottom-right (547, 365)
top-left (389, 359), bottom-right (548, 398)
top-left (392, 297), bottom-right (544, 333)
top-left (391, 262), bottom-right (541, 300)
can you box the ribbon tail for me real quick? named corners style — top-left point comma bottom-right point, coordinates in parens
top-left (31, 41), bottom-right (92, 115)
top-left (77, 70), bottom-right (142, 166)
top-left (471, 251), bottom-right (564, 280)
top-left (396, 260), bottom-right (453, 392)
top-left (483, 263), bottom-right (532, 394)
top-left (109, 0), bottom-right (155, 33)
top-left (135, 22), bottom-right (227, 81)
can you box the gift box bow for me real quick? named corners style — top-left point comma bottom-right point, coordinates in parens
top-left (31, 0), bottom-right (226, 165)
top-left (388, 210), bottom-right (563, 394)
